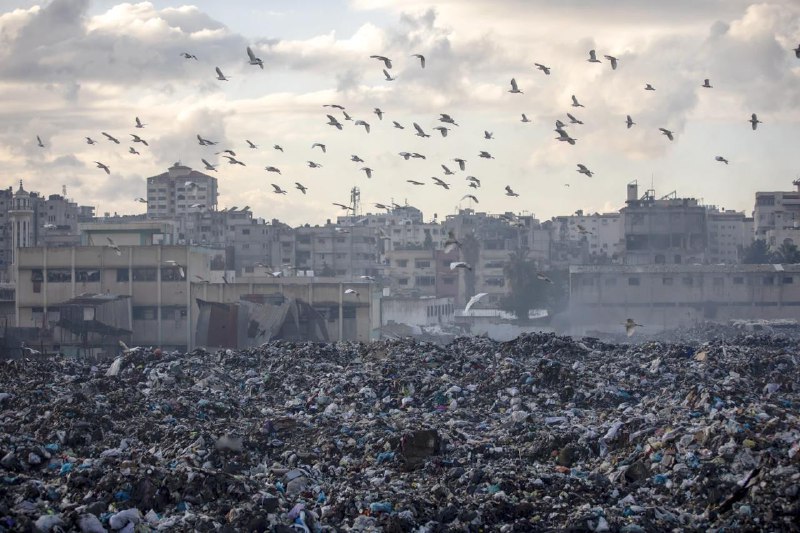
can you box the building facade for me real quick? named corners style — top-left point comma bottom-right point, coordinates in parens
top-left (146, 163), bottom-right (218, 219)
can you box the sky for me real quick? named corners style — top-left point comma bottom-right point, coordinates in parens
top-left (1, 0), bottom-right (799, 226)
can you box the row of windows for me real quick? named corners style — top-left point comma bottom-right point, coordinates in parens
top-left (398, 277), bottom-right (456, 286)
top-left (427, 303), bottom-right (454, 317)
top-left (580, 275), bottom-right (795, 287)
top-left (31, 267), bottom-right (186, 284)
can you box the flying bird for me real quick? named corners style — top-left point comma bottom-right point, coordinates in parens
top-left (271, 184), bottom-right (287, 195)
top-left (383, 69), bottom-right (396, 81)
top-left (454, 158), bottom-right (466, 171)
top-left (373, 108), bottom-right (384, 120)
top-left (484, 131), bottom-right (494, 140)
top-left (555, 128), bottom-right (577, 145)
top-left (536, 273), bottom-right (554, 284)
top-left (439, 114), bottom-right (459, 126)
top-left (36, 135), bottom-right (45, 148)
top-left (441, 164), bottom-right (455, 175)
top-left (626, 115), bottom-right (635, 129)
top-left (450, 261), bottom-right (472, 271)
top-left (625, 318), bottom-right (644, 337)
top-left (333, 202), bottom-right (353, 210)
top-left (106, 237), bottom-right (122, 256)
top-left (399, 152), bottom-right (413, 160)
top-left (312, 142), bottom-right (327, 153)
top-left (644, 83), bottom-right (655, 91)
top-left (659, 128), bottom-right (674, 141)
top-left (412, 54), bottom-right (425, 68)
top-left (411, 152), bottom-right (426, 159)
top-left (715, 156), bottom-right (729, 164)
top-left (508, 78), bottom-right (523, 94)
top-left (466, 176), bottom-right (480, 187)
top-left (217, 149), bottom-right (236, 156)
top-left (374, 203), bottom-right (389, 210)
top-left (264, 166), bottom-right (281, 174)
top-left (603, 55), bottom-right (619, 69)
top-left (201, 158), bottom-right (217, 172)
top-left (342, 110), bottom-right (353, 121)
top-left (555, 119), bottom-right (566, 129)
top-left (197, 134), bottom-right (216, 146)
top-left (534, 63), bottom-right (551, 75)
top-left (702, 79), bottom-right (713, 88)
top-left (478, 151), bottom-right (494, 159)
top-left (370, 55), bottom-right (392, 69)
top-left (505, 185), bottom-right (519, 197)
top-left (129, 147), bottom-right (140, 155)
top-left (750, 113), bottom-right (761, 130)
top-left (102, 132), bottom-right (120, 144)
top-left (361, 167), bottom-right (373, 178)
top-left (246, 140), bottom-right (258, 149)
top-left (295, 182), bottom-right (308, 194)
top-left (135, 117), bottom-right (146, 129)
top-left (323, 104), bottom-right (345, 110)
top-left (406, 179), bottom-right (425, 186)
top-left (432, 177), bottom-right (450, 189)
top-left (576, 164), bottom-right (594, 177)
top-left (94, 161), bottom-right (110, 174)
top-left (464, 292), bottom-right (488, 313)
top-left (354, 120), bottom-right (371, 133)
top-left (444, 230), bottom-right (461, 253)
top-left (344, 288), bottom-right (360, 297)
top-left (86, 137), bottom-right (97, 145)
top-left (462, 194), bottom-right (479, 203)
top-left (273, 144), bottom-right (284, 152)
top-left (571, 95), bottom-right (584, 108)
top-left (433, 126), bottom-right (450, 137)
top-left (181, 52), bottom-right (198, 60)
top-left (567, 113), bottom-right (583, 125)
top-left (413, 123), bottom-right (430, 138)
top-left (130, 134), bottom-right (148, 146)
top-left (135, 198), bottom-right (147, 204)
top-left (215, 67), bottom-right (229, 81)
top-left (224, 155), bottom-right (245, 166)
top-left (351, 155), bottom-right (364, 163)
top-left (392, 121), bottom-right (405, 129)
top-left (246, 46), bottom-right (264, 68)
top-left (326, 115), bottom-right (343, 130)
top-left (307, 161), bottom-right (322, 168)
top-left (521, 114), bottom-right (531, 123)
top-left (587, 49), bottom-right (602, 63)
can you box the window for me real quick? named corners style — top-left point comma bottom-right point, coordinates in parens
top-left (662, 277), bottom-right (674, 286)
top-left (241, 229), bottom-right (250, 235)
top-left (783, 276), bottom-right (794, 284)
top-left (733, 276), bottom-right (744, 285)
top-left (415, 260), bottom-right (431, 268)
top-left (132, 306), bottom-right (157, 320)
top-left (47, 269), bottom-right (71, 283)
top-left (485, 277), bottom-right (505, 287)
top-left (416, 276), bottom-right (435, 286)
top-left (628, 277), bottom-right (640, 286)
top-left (132, 268), bottom-right (157, 282)
top-left (161, 266), bottom-right (185, 282)
top-left (31, 269), bottom-right (42, 293)
top-left (398, 278), bottom-right (409, 286)
top-left (76, 270), bottom-right (100, 282)
top-left (116, 269), bottom-right (129, 282)
top-left (395, 260), bottom-right (408, 267)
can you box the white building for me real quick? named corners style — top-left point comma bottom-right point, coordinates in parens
top-left (146, 163), bottom-right (218, 219)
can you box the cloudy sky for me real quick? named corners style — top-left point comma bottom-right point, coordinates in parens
top-left (1, 0), bottom-right (799, 225)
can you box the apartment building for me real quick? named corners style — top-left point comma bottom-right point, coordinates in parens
top-left (706, 207), bottom-right (753, 264)
top-left (146, 163), bottom-right (218, 219)
top-left (293, 224), bottom-right (380, 278)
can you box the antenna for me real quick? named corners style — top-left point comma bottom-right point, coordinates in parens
top-left (350, 186), bottom-right (361, 217)
top-left (62, 185), bottom-right (67, 198)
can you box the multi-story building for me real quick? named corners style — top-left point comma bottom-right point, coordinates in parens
top-left (620, 182), bottom-right (707, 265)
top-left (146, 163), bottom-right (218, 219)
top-left (293, 224), bottom-right (380, 279)
top-left (706, 207), bottom-right (753, 264)
top-left (753, 180), bottom-right (800, 240)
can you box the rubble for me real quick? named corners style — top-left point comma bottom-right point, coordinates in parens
top-left (1, 331), bottom-right (799, 531)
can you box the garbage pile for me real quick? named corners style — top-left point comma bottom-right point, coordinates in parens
top-left (1, 332), bottom-right (799, 532)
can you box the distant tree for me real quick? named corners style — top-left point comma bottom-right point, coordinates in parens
top-left (742, 239), bottom-right (775, 264)
top-left (776, 241), bottom-right (800, 264)
top-left (499, 250), bottom-right (569, 321)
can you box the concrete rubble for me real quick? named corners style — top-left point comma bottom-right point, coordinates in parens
top-left (1, 331), bottom-right (799, 531)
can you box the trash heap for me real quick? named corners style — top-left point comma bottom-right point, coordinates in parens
top-left (1, 332), bottom-right (799, 532)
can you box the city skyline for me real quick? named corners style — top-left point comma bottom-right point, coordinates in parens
top-left (1, 0), bottom-right (798, 226)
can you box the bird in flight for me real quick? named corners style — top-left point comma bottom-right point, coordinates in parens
top-left (326, 114), bottom-right (343, 130)
top-left (102, 132), bottom-right (120, 144)
top-left (536, 273), bottom-right (554, 284)
top-left (644, 83), bottom-right (656, 91)
top-left (439, 114), bottom-right (459, 126)
top-left (135, 117), bottom-right (146, 129)
top-left (344, 288), bottom-right (360, 297)
top-left (224, 155), bottom-right (245, 166)
top-left (247, 46), bottom-right (264, 69)
top-left (197, 134), bottom-right (216, 146)
top-left (374, 108), bottom-right (384, 120)
top-left (412, 54), bottom-right (425, 68)
top-left (411, 152), bottom-right (426, 159)
top-left (383, 69), bottom-right (396, 81)
top-left (433, 126), bottom-right (450, 138)
top-left (626, 115), bottom-right (635, 129)
top-left (351, 155), bottom-right (364, 163)
top-left (505, 185), bottom-right (519, 197)
top-left (130, 134), bottom-right (148, 146)
top-left (94, 161), bottom-right (110, 174)
top-left (370, 55), bottom-right (392, 69)
top-left (441, 164), bottom-right (455, 175)
top-left (702, 79), bottom-right (713, 88)
top-left (534, 63), bottom-right (551, 75)
top-left (332, 202), bottom-right (353, 211)
top-left (135, 197), bottom-right (147, 203)
top-left (508, 78), bottom-right (523, 94)
top-left (271, 184), bottom-right (287, 195)
top-left (571, 95), bottom-right (584, 108)
top-left (307, 161), bottom-right (322, 168)
top-left (750, 113), bottom-right (761, 130)
top-left (478, 151), bottom-right (494, 159)
top-left (324, 103), bottom-right (345, 110)
top-left (295, 182), bottom-right (308, 194)
top-left (355, 120), bottom-right (371, 133)
top-left (392, 121), bottom-right (404, 129)
top-left (406, 179), bottom-right (425, 186)
top-left (246, 140), bottom-right (258, 149)
top-left (444, 230), bottom-right (462, 253)
top-left (555, 128), bottom-right (577, 145)
top-left (625, 318), bottom-right (644, 337)
top-left (312, 142), bottom-right (326, 153)
top-left (567, 113), bottom-right (583, 125)
top-left (264, 166), bottom-right (281, 174)
top-left (273, 144), bottom-right (284, 152)
top-left (86, 137), bottom-right (97, 145)
top-left (129, 147), bottom-right (140, 155)
top-left (201, 159), bottom-right (217, 172)
top-left (521, 114), bottom-right (531, 123)
top-left (432, 177), bottom-right (450, 189)
top-left (484, 131), bottom-right (494, 140)
top-left (450, 261), bottom-right (472, 271)
top-left (462, 194), bottom-right (479, 203)
top-left (715, 156), bottom-right (729, 164)
top-left (577, 164), bottom-right (594, 177)
top-left (464, 293), bottom-right (488, 313)
top-left (603, 55), bottom-right (619, 70)
top-left (106, 237), bottom-right (122, 256)
top-left (413, 123), bottom-right (430, 138)
top-left (587, 49), bottom-right (602, 63)
top-left (181, 52), bottom-right (198, 60)
top-left (361, 167), bottom-right (373, 178)
top-left (659, 128), bottom-right (674, 141)
top-left (466, 176), bottom-right (480, 187)
top-left (217, 149), bottom-right (236, 156)
top-left (36, 135), bottom-right (45, 148)
top-left (215, 67), bottom-right (229, 81)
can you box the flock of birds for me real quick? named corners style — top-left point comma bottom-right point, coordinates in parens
top-left (27, 37), bottom-right (800, 327)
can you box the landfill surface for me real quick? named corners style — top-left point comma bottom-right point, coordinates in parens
top-left (1, 331), bottom-right (799, 532)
